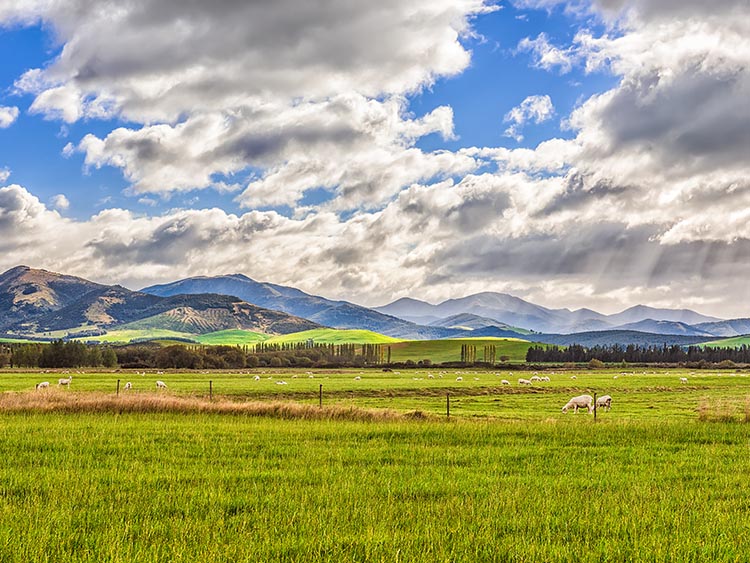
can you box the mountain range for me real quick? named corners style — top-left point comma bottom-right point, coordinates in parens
top-left (0, 265), bottom-right (748, 346)
top-left (0, 266), bottom-right (320, 337)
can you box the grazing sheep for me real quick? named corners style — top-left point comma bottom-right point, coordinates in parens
top-left (155, 380), bottom-right (167, 389)
top-left (254, 375), bottom-right (261, 381)
top-left (570, 375), bottom-right (577, 380)
top-left (456, 376), bottom-right (463, 382)
top-left (124, 381), bottom-right (132, 390)
top-left (596, 395), bottom-right (612, 411)
top-left (562, 394), bottom-right (594, 414)
top-left (36, 381), bottom-right (50, 390)
top-left (276, 381), bottom-right (288, 385)
top-left (354, 376), bottom-right (361, 380)
top-left (530, 375), bottom-right (542, 382)
top-left (501, 379), bottom-right (510, 385)
top-left (540, 376), bottom-right (551, 382)
top-left (680, 377), bottom-right (688, 384)
top-left (427, 374), bottom-right (435, 379)
top-left (58, 376), bottom-right (72, 386)
top-left (518, 378), bottom-right (532, 385)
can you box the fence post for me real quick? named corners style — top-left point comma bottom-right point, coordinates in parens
top-left (116, 379), bottom-right (120, 396)
top-left (447, 393), bottom-right (450, 418)
top-left (593, 392), bottom-right (597, 422)
top-left (319, 384), bottom-right (323, 408)
top-left (209, 380), bottom-right (213, 401)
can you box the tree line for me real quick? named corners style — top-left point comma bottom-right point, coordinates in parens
top-left (526, 343), bottom-right (750, 364)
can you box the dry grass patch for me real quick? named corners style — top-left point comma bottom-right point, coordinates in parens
top-left (0, 390), bottom-right (427, 421)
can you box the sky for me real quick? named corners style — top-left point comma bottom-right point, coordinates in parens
top-left (0, 0), bottom-right (749, 318)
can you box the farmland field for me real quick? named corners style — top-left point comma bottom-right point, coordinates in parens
top-left (2, 366), bottom-right (750, 562)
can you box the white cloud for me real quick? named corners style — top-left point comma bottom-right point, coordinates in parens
top-left (517, 33), bottom-right (575, 73)
top-left (0, 168), bottom-right (10, 183)
top-left (50, 194), bottom-right (70, 211)
top-left (503, 95), bottom-right (554, 142)
top-left (0, 106), bottom-right (19, 128)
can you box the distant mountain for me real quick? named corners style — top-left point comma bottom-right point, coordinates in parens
top-left (605, 305), bottom-right (719, 326)
top-left (693, 318), bottom-right (750, 338)
top-left (610, 319), bottom-right (715, 337)
top-left (141, 274), bottom-right (456, 339)
top-left (376, 292), bottom-right (722, 334)
top-left (533, 331), bottom-right (712, 348)
top-left (0, 266), bottom-right (320, 337)
top-left (428, 313), bottom-right (530, 334)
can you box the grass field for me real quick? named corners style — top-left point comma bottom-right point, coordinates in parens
top-left (703, 335), bottom-right (750, 347)
top-left (3, 366), bottom-right (750, 562)
top-left (195, 329), bottom-right (269, 345)
top-left (388, 337), bottom-right (533, 363)
top-left (264, 328), bottom-right (401, 345)
top-left (78, 328), bottom-right (199, 343)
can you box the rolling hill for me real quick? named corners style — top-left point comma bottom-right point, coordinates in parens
top-left (141, 274), bottom-right (459, 339)
top-left (0, 266), bottom-right (321, 338)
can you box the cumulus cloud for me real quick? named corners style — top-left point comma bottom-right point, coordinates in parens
top-left (0, 168), bottom-right (10, 183)
top-left (517, 33), bottom-right (575, 73)
top-left (503, 95), bottom-right (555, 142)
top-left (0, 106), bottom-right (19, 128)
top-left (49, 194), bottom-right (70, 211)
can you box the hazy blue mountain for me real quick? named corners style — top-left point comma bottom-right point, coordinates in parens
top-left (693, 318), bottom-right (750, 337)
top-left (604, 305), bottom-right (720, 326)
top-left (141, 274), bottom-right (456, 339)
top-left (377, 292), bottom-right (722, 334)
top-left (610, 319), bottom-right (716, 337)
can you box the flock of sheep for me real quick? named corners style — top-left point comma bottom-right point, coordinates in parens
top-left (30, 370), bottom-right (701, 415)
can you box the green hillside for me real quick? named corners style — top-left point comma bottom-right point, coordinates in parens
top-left (264, 329), bottom-right (400, 345)
top-left (82, 329), bottom-right (198, 343)
top-left (702, 335), bottom-right (750, 348)
top-left (195, 330), bottom-right (269, 345)
top-left (387, 337), bottom-right (535, 363)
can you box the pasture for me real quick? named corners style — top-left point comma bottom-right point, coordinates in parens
top-left (2, 366), bottom-right (750, 562)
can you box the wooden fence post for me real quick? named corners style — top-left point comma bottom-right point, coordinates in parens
top-left (593, 392), bottom-right (597, 422)
top-left (447, 393), bottom-right (450, 418)
top-left (209, 380), bottom-right (213, 401)
top-left (319, 384), bottom-right (323, 408)
top-left (116, 379), bottom-right (120, 396)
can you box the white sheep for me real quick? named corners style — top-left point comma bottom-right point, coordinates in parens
top-left (276, 381), bottom-right (288, 385)
top-left (58, 376), bottom-right (72, 386)
top-left (596, 395), bottom-right (612, 411)
top-left (530, 375), bottom-right (542, 382)
top-left (36, 381), bottom-right (50, 390)
top-left (501, 379), bottom-right (510, 385)
top-left (562, 394), bottom-right (594, 414)
top-left (456, 376), bottom-right (463, 382)
top-left (680, 377), bottom-right (688, 384)
top-left (540, 376), bottom-right (551, 382)
top-left (254, 375), bottom-right (261, 381)
top-left (155, 380), bottom-right (167, 389)
top-left (570, 375), bottom-right (577, 380)
top-left (518, 378), bottom-right (532, 385)
top-left (124, 381), bottom-right (132, 390)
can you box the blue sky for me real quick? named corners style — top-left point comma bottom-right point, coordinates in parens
top-left (0, 2), bottom-right (613, 220)
top-left (1, 0), bottom-right (749, 318)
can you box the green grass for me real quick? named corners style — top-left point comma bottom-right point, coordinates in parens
top-left (79, 329), bottom-right (199, 343)
top-left (195, 329), bottom-right (270, 345)
top-left (264, 328), bottom-right (401, 345)
top-left (2, 410), bottom-right (750, 562)
top-left (388, 337), bottom-right (534, 363)
top-left (702, 335), bottom-right (750, 347)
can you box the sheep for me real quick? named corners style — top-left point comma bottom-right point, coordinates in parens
top-left (36, 381), bottom-right (50, 390)
top-left (456, 376), bottom-right (463, 382)
top-left (540, 376), bottom-right (551, 382)
top-left (570, 375), bottom-right (577, 380)
top-left (518, 378), bottom-right (532, 385)
top-left (562, 394), bottom-right (594, 414)
top-left (501, 379), bottom-right (510, 385)
top-left (276, 381), bottom-right (288, 385)
top-left (530, 375), bottom-right (542, 382)
top-left (254, 375), bottom-right (261, 381)
top-left (596, 395), bottom-right (612, 411)
top-left (680, 377), bottom-right (688, 384)
top-left (427, 374), bottom-right (435, 379)
top-left (155, 380), bottom-right (167, 389)
top-left (124, 381), bottom-right (132, 390)
top-left (58, 376), bottom-right (72, 386)
top-left (354, 376), bottom-right (361, 380)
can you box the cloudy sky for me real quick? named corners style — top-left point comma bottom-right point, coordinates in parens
top-left (1, 0), bottom-right (748, 317)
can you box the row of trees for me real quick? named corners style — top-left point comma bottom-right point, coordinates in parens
top-left (526, 343), bottom-right (750, 364)
top-left (1, 341), bottom-right (118, 368)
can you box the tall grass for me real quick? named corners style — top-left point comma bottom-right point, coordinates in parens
top-left (1, 415), bottom-right (750, 562)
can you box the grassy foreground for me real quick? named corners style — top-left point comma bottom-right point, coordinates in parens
top-left (1, 413), bottom-right (750, 562)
